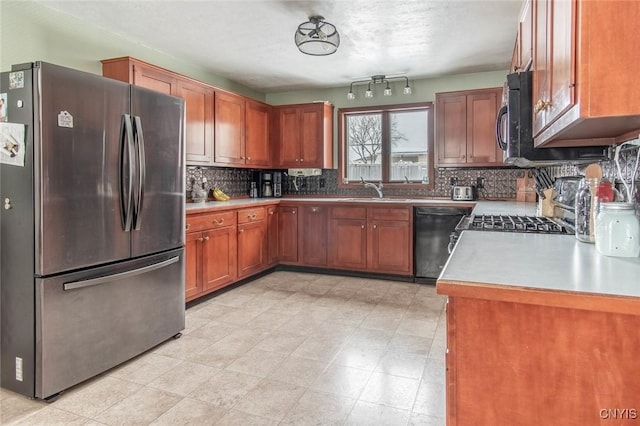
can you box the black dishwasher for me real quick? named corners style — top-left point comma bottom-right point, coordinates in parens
top-left (414, 206), bottom-right (471, 283)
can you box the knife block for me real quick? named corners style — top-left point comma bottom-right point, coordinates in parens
top-left (516, 177), bottom-right (537, 202)
top-left (538, 188), bottom-right (556, 217)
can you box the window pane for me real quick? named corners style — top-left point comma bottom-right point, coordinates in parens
top-left (389, 110), bottom-right (428, 182)
top-left (346, 113), bottom-right (382, 181)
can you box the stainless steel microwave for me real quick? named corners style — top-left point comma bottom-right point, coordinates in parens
top-left (495, 71), bottom-right (609, 167)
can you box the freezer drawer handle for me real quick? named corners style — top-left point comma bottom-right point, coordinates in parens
top-left (63, 256), bottom-right (180, 291)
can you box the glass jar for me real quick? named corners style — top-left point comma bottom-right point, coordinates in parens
top-left (595, 202), bottom-right (640, 257)
top-left (574, 177), bottom-right (600, 243)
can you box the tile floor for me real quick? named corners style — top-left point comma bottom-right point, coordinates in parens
top-left (1, 271), bottom-right (447, 425)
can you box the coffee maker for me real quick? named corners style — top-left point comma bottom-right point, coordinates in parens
top-left (251, 171), bottom-right (282, 198)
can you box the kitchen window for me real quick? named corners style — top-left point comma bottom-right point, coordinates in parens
top-left (338, 102), bottom-right (434, 188)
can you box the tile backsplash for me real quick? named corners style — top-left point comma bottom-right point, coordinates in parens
top-left (187, 165), bottom-right (525, 200)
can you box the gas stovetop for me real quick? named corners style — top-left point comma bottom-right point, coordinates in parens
top-left (466, 215), bottom-right (569, 234)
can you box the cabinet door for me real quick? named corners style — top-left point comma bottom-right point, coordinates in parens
top-left (466, 91), bottom-right (501, 165)
top-left (215, 91), bottom-right (245, 165)
top-left (185, 232), bottom-right (202, 301)
top-left (132, 63), bottom-right (177, 95)
top-left (266, 206), bottom-right (279, 265)
top-left (203, 227), bottom-right (237, 292)
top-left (519, 0), bottom-right (533, 71)
top-left (177, 80), bottom-right (214, 165)
top-left (237, 220), bottom-right (267, 278)
top-left (300, 206), bottom-right (328, 266)
top-left (328, 218), bottom-right (367, 270)
top-left (245, 100), bottom-right (271, 167)
top-left (276, 107), bottom-right (301, 167)
top-left (547, 0), bottom-right (575, 129)
top-left (436, 94), bottom-right (467, 165)
top-left (279, 206), bottom-right (299, 263)
top-left (369, 220), bottom-right (412, 275)
top-left (532, 0), bottom-right (550, 136)
top-left (299, 104), bottom-right (322, 167)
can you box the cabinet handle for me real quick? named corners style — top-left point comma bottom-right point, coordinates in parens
top-left (203, 236), bottom-right (209, 241)
top-left (240, 156), bottom-right (245, 160)
top-left (197, 237), bottom-right (204, 242)
top-left (248, 213), bottom-right (257, 220)
top-left (373, 224), bottom-right (377, 229)
top-left (300, 158), bottom-right (304, 162)
top-left (269, 211), bottom-right (274, 215)
top-left (292, 210), bottom-right (297, 214)
top-left (212, 218), bottom-right (224, 225)
top-left (312, 207), bottom-right (318, 212)
top-left (186, 223), bottom-right (191, 231)
top-left (247, 156), bottom-right (251, 160)
top-left (239, 228), bottom-right (245, 233)
top-left (361, 225), bottom-right (365, 229)
top-left (534, 99), bottom-right (551, 114)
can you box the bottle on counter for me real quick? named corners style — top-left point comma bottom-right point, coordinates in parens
top-left (575, 177), bottom-right (600, 243)
top-left (595, 202), bottom-right (640, 257)
top-left (249, 182), bottom-right (258, 198)
top-left (192, 178), bottom-right (207, 203)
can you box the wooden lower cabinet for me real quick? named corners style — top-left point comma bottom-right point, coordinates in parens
top-left (328, 217), bottom-right (367, 270)
top-left (300, 206), bottom-right (328, 266)
top-left (185, 215), bottom-right (237, 302)
top-left (369, 220), bottom-right (412, 275)
top-left (328, 206), bottom-right (411, 275)
top-left (266, 206), bottom-right (279, 266)
top-left (187, 202), bottom-right (413, 302)
top-left (278, 206), bottom-right (299, 263)
top-left (444, 295), bottom-right (640, 425)
top-left (237, 207), bottom-right (267, 278)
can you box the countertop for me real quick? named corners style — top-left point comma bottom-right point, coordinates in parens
top-left (437, 230), bottom-right (640, 313)
top-left (186, 197), bottom-right (537, 216)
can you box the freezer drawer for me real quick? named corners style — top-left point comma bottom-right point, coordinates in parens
top-left (35, 249), bottom-right (185, 399)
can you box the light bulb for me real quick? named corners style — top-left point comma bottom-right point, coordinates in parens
top-left (365, 89), bottom-right (373, 98)
top-left (403, 85), bottom-right (412, 95)
top-left (383, 84), bottom-right (392, 96)
top-left (347, 91), bottom-right (355, 100)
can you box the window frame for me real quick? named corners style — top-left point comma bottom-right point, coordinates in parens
top-left (337, 102), bottom-right (435, 189)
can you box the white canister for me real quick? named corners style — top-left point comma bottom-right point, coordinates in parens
top-left (595, 202), bottom-right (640, 257)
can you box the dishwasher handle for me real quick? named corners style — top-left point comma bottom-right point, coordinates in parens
top-left (415, 207), bottom-right (472, 216)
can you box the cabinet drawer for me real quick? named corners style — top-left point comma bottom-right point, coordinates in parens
top-left (369, 207), bottom-right (410, 221)
top-left (186, 211), bottom-right (236, 232)
top-left (331, 207), bottom-right (367, 219)
top-left (238, 207), bottom-right (266, 224)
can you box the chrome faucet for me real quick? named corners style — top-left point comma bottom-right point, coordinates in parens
top-left (361, 177), bottom-right (384, 198)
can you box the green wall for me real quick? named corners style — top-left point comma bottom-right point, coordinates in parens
top-left (266, 71), bottom-right (507, 107)
top-left (0, 1), bottom-right (265, 100)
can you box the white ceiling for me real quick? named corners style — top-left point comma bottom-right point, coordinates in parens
top-left (35, 0), bottom-right (522, 93)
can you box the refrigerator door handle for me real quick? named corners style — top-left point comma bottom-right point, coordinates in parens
top-left (119, 114), bottom-right (135, 232)
top-left (62, 256), bottom-right (180, 291)
top-left (132, 115), bottom-right (146, 231)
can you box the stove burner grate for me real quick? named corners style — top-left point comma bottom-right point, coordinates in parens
top-left (469, 215), bottom-right (567, 234)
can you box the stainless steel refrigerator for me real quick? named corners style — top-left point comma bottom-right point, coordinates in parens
top-left (0, 62), bottom-right (186, 400)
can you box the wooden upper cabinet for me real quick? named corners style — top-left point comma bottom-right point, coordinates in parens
top-left (176, 80), bottom-right (214, 165)
top-left (273, 102), bottom-right (333, 169)
top-left (214, 91), bottom-right (245, 165)
top-left (532, 0), bottom-right (640, 147)
top-left (245, 100), bottom-right (271, 167)
top-left (436, 88), bottom-right (503, 167)
top-left (518, 0), bottom-right (533, 72)
top-left (532, 0), bottom-right (574, 143)
top-left (102, 57), bottom-right (178, 95)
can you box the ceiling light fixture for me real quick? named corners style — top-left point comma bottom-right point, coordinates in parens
top-left (347, 75), bottom-right (412, 100)
top-left (295, 15), bottom-right (340, 56)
